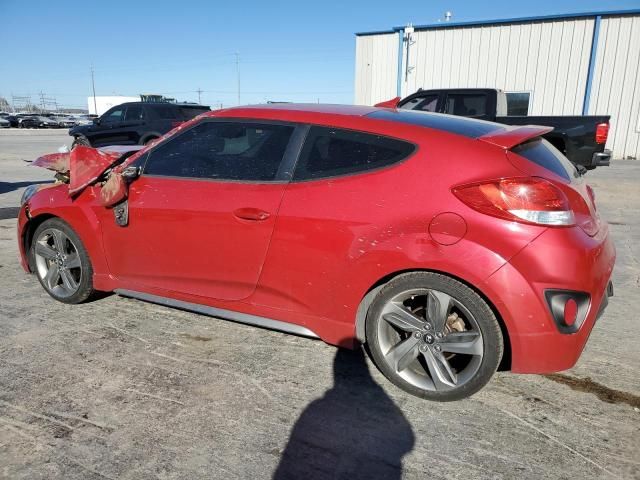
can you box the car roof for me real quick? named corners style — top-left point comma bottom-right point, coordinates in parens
top-left (206, 103), bottom-right (505, 139)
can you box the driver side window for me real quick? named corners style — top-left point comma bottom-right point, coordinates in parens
top-left (144, 121), bottom-right (294, 181)
top-left (102, 108), bottom-right (124, 124)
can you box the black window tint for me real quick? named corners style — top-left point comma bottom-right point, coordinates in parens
top-left (124, 105), bottom-right (144, 121)
top-left (293, 127), bottom-right (414, 181)
top-left (506, 92), bottom-right (530, 116)
top-left (154, 106), bottom-right (179, 119)
top-left (511, 138), bottom-right (576, 181)
top-left (368, 110), bottom-right (504, 138)
top-left (400, 94), bottom-right (439, 112)
top-left (144, 121), bottom-right (294, 181)
top-left (102, 108), bottom-right (124, 123)
top-left (180, 106), bottom-right (210, 119)
top-left (444, 94), bottom-right (487, 117)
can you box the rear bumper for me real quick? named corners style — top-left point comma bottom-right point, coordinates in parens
top-left (591, 149), bottom-right (611, 167)
top-left (485, 225), bottom-right (615, 373)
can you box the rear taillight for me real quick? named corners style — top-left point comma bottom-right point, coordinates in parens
top-left (595, 122), bottom-right (609, 144)
top-left (452, 177), bottom-right (575, 227)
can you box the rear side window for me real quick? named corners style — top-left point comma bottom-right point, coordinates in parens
top-left (444, 94), bottom-right (487, 117)
top-left (154, 106), bottom-right (179, 119)
top-left (124, 105), bottom-right (145, 121)
top-left (144, 121), bottom-right (294, 181)
top-left (511, 138), bottom-right (576, 181)
top-left (293, 127), bottom-right (414, 181)
top-left (180, 106), bottom-right (210, 120)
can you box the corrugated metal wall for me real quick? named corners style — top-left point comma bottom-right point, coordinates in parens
top-left (404, 19), bottom-right (594, 116)
top-left (588, 15), bottom-right (640, 159)
top-left (354, 33), bottom-right (399, 105)
top-left (354, 13), bottom-right (640, 159)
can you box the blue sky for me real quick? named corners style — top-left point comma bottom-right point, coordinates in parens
top-left (1, 0), bottom-right (638, 110)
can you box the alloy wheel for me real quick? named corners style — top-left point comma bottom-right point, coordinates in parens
top-left (34, 228), bottom-right (82, 298)
top-left (376, 288), bottom-right (484, 392)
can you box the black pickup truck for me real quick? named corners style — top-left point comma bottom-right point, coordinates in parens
top-left (378, 88), bottom-right (611, 170)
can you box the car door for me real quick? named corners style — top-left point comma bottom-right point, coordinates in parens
top-left (91, 106), bottom-right (128, 146)
top-left (99, 118), bottom-right (302, 301)
top-left (120, 105), bottom-right (147, 144)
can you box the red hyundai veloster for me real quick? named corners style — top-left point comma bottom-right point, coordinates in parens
top-left (17, 104), bottom-right (615, 401)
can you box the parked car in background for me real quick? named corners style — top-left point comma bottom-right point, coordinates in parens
top-left (0, 113), bottom-right (19, 127)
top-left (55, 115), bottom-right (77, 128)
top-left (19, 104), bottom-right (615, 401)
top-left (0, 116), bottom-right (9, 128)
top-left (378, 88), bottom-right (611, 171)
top-left (19, 115), bottom-right (59, 128)
top-left (69, 101), bottom-right (210, 148)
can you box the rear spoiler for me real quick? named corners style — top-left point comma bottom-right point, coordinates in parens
top-left (478, 125), bottom-right (554, 150)
top-left (374, 97), bottom-right (401, 108)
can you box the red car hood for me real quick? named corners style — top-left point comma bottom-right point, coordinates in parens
top-left (32, 145), bottom-right (145, 196)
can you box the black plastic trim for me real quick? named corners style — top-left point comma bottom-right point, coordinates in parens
top-left (544, 289), bottom-right (591, 334)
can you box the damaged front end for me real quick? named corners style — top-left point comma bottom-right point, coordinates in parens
top-left (31, 145), bottom-right (145, 209)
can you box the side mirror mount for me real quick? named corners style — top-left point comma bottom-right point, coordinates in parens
top-left (93, 117), bottom-right (101, 125)
top-left (121, 165), bottom-right (140, 180)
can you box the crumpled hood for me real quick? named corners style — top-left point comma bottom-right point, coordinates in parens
top-left (32, 145), bottom-right (145, 196)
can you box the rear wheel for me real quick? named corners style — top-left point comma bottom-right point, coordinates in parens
top-left (30, 218), bottom-right (95, 304)
top-left (365, 272), bottom-right (503, 401)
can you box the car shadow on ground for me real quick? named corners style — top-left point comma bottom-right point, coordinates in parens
top-left (0, 180), bottom-right (51, 195)
top-left (273, 347), bottom-right (415, 480)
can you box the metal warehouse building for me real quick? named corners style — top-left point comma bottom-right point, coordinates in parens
top-left (354, 9), bottom-right (640, 160)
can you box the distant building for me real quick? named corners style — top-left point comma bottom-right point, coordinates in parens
top-left (354, 9), bottom-right (640, 159)
top-left (87, 96), bottom-right (139, 115)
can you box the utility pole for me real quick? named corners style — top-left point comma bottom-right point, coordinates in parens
top-left (196, 88), bottom-right (203, 104)
top-left (90, 64), bottom-right (97, 115)
top-left (235, 52), bottom-right (241, 106)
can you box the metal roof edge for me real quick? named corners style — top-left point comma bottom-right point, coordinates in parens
top-left (355, 9), bottom-right (640, 36)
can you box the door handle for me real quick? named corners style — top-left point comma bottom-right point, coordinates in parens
top-left (234, 207), bottom-right (271, 221)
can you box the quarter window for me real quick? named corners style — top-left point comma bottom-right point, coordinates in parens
top-left (293, 127), bottom-right (414, 181)
top-left (144, 121), bottom-right (294, 181)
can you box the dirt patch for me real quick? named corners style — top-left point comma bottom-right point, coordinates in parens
top-left (177, 333), bottom-right (212, 342)
top-left (544, 373), bottom-right (640, 408)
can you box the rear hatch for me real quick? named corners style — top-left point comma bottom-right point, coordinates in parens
top-left (480, 127), bottom-right (601, 236)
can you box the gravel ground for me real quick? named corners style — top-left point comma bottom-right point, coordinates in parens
top-left (0, 130), bottom-right (638, 479)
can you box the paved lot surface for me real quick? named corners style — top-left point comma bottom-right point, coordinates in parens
top-left (0, 130), bottom-right (638, 479)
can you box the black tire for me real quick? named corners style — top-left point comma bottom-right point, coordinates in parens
top-left (30, 218), bottom-right (95, 304)
top-left (143, 136), bottom-right (158, 146)
top-left (71, 136), bottom-right (90, 149)
top-left (365, 272), bottom-right (503, 401)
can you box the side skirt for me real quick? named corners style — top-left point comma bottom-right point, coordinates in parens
top-left (114, 289), bottom-right (319, 339)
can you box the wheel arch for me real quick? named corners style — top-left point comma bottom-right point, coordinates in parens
top-left (354, 268), bottom-right (512, 371)
top-left (139, 132), bottom-right (162, 145)
top-left (23, 208), bottom-right (109, 281)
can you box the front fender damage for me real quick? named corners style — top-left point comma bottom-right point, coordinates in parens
top-left (31, 145), bottom-right (144, 203)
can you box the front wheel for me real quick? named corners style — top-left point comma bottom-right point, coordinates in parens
top-left (365, 272), bottom-right (503, 401)
top-left (30, 218), bottom-right (95, 304)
